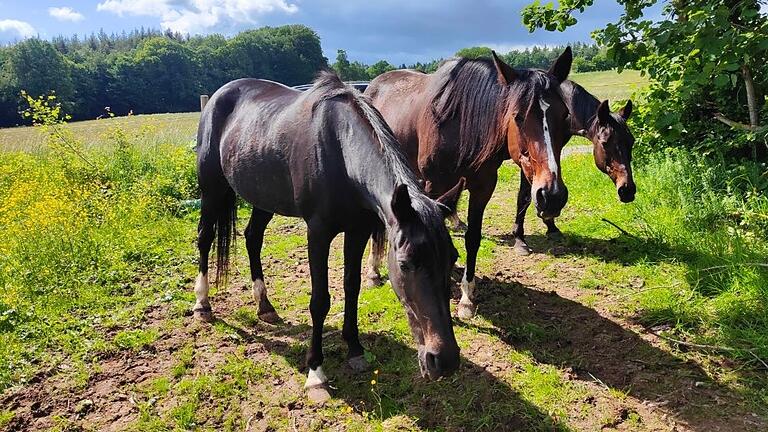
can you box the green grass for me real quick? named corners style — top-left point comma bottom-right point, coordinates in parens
top-left (570, 69), bottom-right (648, 102)
top-left (0, 112), bottom-right (200, 153)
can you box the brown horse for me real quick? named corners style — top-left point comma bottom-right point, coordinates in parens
top-left (365, 48), bottom-right (573, 318)
top-left (194, 71), bottom-right (463, 400)
top-left (510, 79), bottom-right (636, 254)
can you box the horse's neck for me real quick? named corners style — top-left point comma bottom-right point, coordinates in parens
top-left (566, 84), bottom-right (600, 136)
top-left (340, 136), bottom-right (406, 225)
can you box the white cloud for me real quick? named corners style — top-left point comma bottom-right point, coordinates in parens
top-left (48, 7), bottom-right (85, 22)
top-left (96, 0), bottom-right (299, 34)
top-left (0, 19), bottom-right (35, 38)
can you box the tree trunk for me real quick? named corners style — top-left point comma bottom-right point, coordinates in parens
top-left (741, 64), bottom-right (765, 160)
top-left (742, 65), bottom-right (759, 129)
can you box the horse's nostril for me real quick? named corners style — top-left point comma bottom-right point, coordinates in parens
top-left (618, 184), bottom-right (636, 202)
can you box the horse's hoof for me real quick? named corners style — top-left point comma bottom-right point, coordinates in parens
top-left (193, 308), bottom-right (214, 322)
top-left (365, 275), bottom-right (383, 287)
top-left (306, 385), bottom-right (332, 404)
top-left (347, 355), bottom-right (370, 372)
top-left (513, 240), bottom-right (532, 256)
top-left (450, 220), bottom-right (468, 233)
top-left (457, 302), bottom-right (476, 319)
top-left (258, 310), bottom-right (281, 324)
top-left (547, 230), bottom-right (564, 242)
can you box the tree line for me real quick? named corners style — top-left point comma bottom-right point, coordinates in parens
top-left (330, 42), bottom-right (614, 81)
top-left (0, 25), bottom-right (616, 127)
top-left (0, 26), bottom-right (327, 127)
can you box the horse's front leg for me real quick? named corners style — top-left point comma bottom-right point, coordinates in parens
top-left (458, 172), bottom-right (497, 319)
top-left (543, 217), bottom-right (564, 241)
top-left (344, 228), bottom-right (372, 371)
top-left (512, 171), bottom-right (533, 256)
top-left (305, 224), bottom-right (333, 403)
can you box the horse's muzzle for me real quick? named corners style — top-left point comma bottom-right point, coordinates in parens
top-left (618, 182), bottom-right (636, 203)
top-left (419, 345), bottom-right (460, 379)
top-left (534, 185), bottom-right (568, 219)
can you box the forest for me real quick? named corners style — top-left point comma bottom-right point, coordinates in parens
top-left (0, 25), bottom-right (613, 126)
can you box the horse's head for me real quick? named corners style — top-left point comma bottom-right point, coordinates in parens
top-left (493, 48), bottom-right (572, 219)
top-left (584, 100), bottom-right (636, 203)
top-left (386, 180), bottom-right (464, 379)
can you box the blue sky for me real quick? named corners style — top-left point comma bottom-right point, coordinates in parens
top-left (0, 0), bottom-right (664, 64)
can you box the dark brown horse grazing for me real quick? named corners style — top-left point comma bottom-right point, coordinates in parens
top-left (365, 48), bottom-right (573, 319)
top-left (194, 71), bottom-right (463, 400)
top-left (510, 79), bottom-right (636, 255)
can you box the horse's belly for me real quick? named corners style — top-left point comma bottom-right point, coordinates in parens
top-left (224, 150), bottom-right (302, 217)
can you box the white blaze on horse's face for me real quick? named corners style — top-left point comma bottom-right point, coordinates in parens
top-left (539, 98), bottom-right (558, 179)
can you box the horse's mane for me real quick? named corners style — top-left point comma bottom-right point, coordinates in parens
top-left (560, 79), bottom-right (629, 137)
top-left (559, 80), bottom-right (600, 135)
top-left (308, 71), bottom-right (448, 241)
top-left (430, 58), bottom-right (556, 168)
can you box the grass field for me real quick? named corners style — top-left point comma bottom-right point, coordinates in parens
top-left (0, 69), bottom-right (645, 153)
top-left (2, 69), bottom-right (767, 431)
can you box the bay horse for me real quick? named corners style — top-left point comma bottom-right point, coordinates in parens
top-left (510, 79), bottom-right (636, 255)
top-left (194, 71), bottom-right (463, 400)
top-left (365, 48), bottom-right (573, 319)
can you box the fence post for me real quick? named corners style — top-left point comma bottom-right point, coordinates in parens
top-left (200, 95), bottom-right (209, 112)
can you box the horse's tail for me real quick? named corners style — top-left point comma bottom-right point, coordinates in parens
top-left (213, 190), bottom-right (237, 287)
top-left (197, 83), bottom-right (239, 286)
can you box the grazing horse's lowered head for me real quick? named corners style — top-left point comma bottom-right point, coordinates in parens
top-left (491, 48), bottom-right (573, 218)
top-left (383, 179), bottom-right (464, 378)
top-left (561, 80), bottom-right (636, 203)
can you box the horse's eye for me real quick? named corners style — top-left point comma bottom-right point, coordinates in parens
top-left (399, 261), bottom-right (414, 272)
top-left (514, 112), bottom-right (524, 125)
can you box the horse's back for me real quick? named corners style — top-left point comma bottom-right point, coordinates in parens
top-left (198, 78), bottom-right (307, 216)
top-left (365, 70), bottom-right (430, 172)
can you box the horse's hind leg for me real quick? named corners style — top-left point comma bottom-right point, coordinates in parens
top-left (194, 195), bottom-right (217, 322)
top-left (512, 171), bottom-right (533, 256)
top-left (244, 207), bottom-right (280, 323)
top-left (364, 219), bottom-right (386, 287)
top-left (344, 228), bottom-right (372, 372)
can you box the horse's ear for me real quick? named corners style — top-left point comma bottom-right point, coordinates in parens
top-left (392, 184), bottom-right (417, 223)
top-left (597, 100), bottom-right (611, 125)
top-left (619, 100), bottom-right (633, 120)
top-left (435, 177), bottom-right (465, 218)
top-left (548, 46), bottom-right (572, 82)
top-left (491, 51), bottom-right (516, 85)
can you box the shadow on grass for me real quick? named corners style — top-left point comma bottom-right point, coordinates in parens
top-left (464, 273), bottom-right (765, 431)
top-left (492, 230), bottom-right (763, 300)
top-left (213, 315), bottom-right (570, 431)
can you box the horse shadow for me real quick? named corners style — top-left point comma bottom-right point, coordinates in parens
top-left (213, 315), bottom-right (569, 431)
top-left (464, 274), bottom-right (758, 431)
